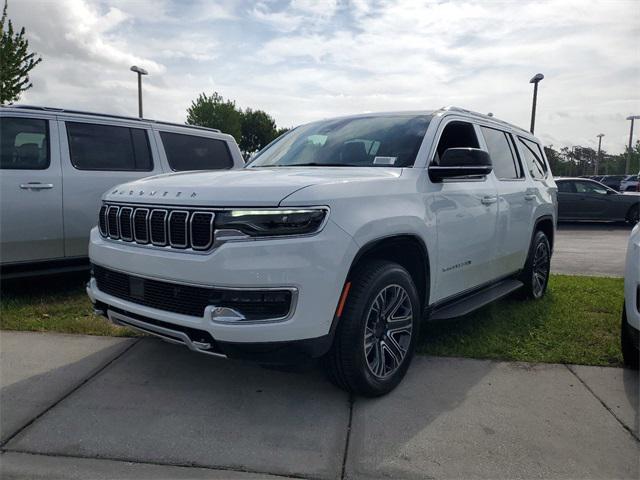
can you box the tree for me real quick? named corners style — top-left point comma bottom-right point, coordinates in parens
top-left (186, 92), bottom-right (242, 143)
top-left (240, 108), bottom-right (278, 155)
top-left (0, 0), bottom-right (42, 104)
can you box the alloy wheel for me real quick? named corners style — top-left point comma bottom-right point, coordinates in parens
top-left (532, 241), bottom-right (550, 298)
top-left (363, 284), bottom-right (413, 379)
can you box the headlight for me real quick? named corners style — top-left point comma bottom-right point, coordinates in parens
top-left (215, 208), bottom-right (327, 237)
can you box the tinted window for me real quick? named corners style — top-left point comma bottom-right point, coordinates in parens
top-left (248, 115), bottom-right (431, 168)
top-left (160, 132), bottom-right (233, 171)
top-left (557, 181), bottom-right (576, 193)
top-left (67, 122), bottom-right (152, 171)
top-left (481, 126), bottom-right (521, 179)
top-left (575, 181), bottom-right (608, 195)
top-left (518, 137), bottom-right (547, 180)
top-left (435, 121), bottom-right (479, 160)
top-left (0, 117), bottom-right (49, 170)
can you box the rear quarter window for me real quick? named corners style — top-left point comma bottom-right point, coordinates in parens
top-left (160, 132), bottom-right (234, 171)
top-left (517, 137), bottom-right (548, 180)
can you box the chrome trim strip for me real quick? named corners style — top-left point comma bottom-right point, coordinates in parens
top-left (118, 207), bottom-right (134, 241)
top-left (132, 208), bottom-right (149, 244)
top-left (107, 206), bottom-right (120, 239)
top-left (190, 211), bottom-right (215, 250)
top-left (149, 209), bottom-right (168, 246)
top-left (98, 205), bottom-right (108, 236)
top-left (168, 210), bottom-right (189, 248)
top-left (107, 309), bottom-right (227, 358)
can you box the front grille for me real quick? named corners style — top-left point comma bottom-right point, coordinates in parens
top-left (93, 265), bottom-right (292, 320)
top-left (100, 203), bottom-right (214, 251)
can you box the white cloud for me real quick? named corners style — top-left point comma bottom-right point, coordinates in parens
top-left (9, 0), bottom-right (640, 153)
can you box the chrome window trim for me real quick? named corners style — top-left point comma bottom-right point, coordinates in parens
top-left (118, 207), bottom-right (134, 241)
top-left (133, 208), bottom-right (150, 244)
top-left (149, 209), bottom-right (168, 246)
top-left (168, 210), bottom-right (189, 248)
top-left (190, 211), bottom-right (215, 251)
top-left (107, 206), bottom-right (120, 239)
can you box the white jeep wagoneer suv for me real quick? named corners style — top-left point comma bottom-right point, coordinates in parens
top-left (87, 107), bottom-right (557, 396)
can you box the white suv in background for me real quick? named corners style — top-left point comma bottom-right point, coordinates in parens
top-left (622, 223), bottom-right (639, 369)
top-left (87, 107), bottom-right (557, 396)
top-left (0, 105), bottom-right (244, 278)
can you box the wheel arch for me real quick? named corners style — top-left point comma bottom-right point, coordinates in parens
top-left (533, 215), bottom-right (555, 253)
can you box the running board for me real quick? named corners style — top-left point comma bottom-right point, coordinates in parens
top-left (429, 279), bottom-right (523, 321)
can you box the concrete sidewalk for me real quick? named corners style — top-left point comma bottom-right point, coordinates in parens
top-left (1, 331), bottom-right (638, 479)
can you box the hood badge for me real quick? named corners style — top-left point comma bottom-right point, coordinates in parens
top-left (109, 189), bottom-right (197, 198)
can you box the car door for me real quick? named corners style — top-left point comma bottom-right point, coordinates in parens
top-left (59, 118), bottom-right (164, 258)
top-left (556, 180), bottom-right (580, 219)
top-left (574, 180), bottom-right (610, 219)
top-left (478, 126), bottom-right (533, 277)
top-left (0, 115), bottom-right (64, 264)
top-left (428, 118), bottom-right (499, 300)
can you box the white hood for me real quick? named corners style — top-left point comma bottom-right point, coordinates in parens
top-left (103, 167), bottom-right (402, 207)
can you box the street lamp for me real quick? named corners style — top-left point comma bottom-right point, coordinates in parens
top-left (595, 133), bottom-right (604, 175)
top-left (130, 65), bottom-right (148, 118)
top-left (529, 73), bottom-right (544, 134)
top-left (626, 115), bottom-right (640, 174)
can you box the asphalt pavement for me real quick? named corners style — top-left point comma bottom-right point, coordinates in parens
top-left (1, 331), bottom-right (638, 479)
top-left (552, 222), bottom-right (632, 277)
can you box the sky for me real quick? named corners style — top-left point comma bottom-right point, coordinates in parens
top-left (8, 0), bottom-right (640, 154)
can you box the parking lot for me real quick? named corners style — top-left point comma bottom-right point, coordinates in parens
top-left (553, 222), bottom-right (632, 277)
top-left (1, 331), bottom-right (638, 479)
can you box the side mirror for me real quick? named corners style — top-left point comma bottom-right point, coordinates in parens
top-left (429, 148), bottom-right (492, 182)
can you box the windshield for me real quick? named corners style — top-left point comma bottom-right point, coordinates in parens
top-left (247, 115), bottom-right (431, 168)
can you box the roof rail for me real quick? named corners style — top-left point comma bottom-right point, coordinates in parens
top-left (0, 105), bottom-right (221, 133)
top-left (438, 106), bottom-right (529, 134)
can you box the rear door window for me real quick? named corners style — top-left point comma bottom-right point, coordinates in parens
top-left (480, 126), bottom-right (522, 180)
top-left (67, 122), bottom-right (153, 171)
top-left (517, 137), bottom-right (548, 180)
top-left (0, 117), bottom-right (50, 170)
top-left (160, 132), bottom-right (233, 171)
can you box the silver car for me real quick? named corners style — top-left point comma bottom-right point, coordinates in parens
top-left (0, 105), bottom-right (244, 277)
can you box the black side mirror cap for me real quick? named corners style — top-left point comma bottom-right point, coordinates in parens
top-left (429, 148), bottom-right (493, 182)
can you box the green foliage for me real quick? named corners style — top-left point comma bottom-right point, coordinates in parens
top-left (0, 0), bottom-right (42, 104)
top-left (186, 91), bottom-right (288, 157)
top-left (545, 141), bottom-right (640, 177)
top-left (186, 92), bottom-right (243, 144)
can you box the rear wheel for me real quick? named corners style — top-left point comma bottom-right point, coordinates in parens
top-left (626, 205), bottom-right (639, 225)
top-left (518, 230), bottom-right (551, 300)
top-left (324, 260), bottom-right (420, 397)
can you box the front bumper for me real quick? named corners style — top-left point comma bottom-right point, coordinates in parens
top-left (87, 220), bottom-right (358, 347)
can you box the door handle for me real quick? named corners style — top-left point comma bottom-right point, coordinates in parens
top-left (524, 194), bottom-right (536, 201)
top-left (20, 182), bottom-right (54, 190)
top-left (481, 195), bottom-right (497, 205)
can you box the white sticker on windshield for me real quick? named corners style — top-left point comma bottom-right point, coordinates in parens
top-left (373, 156), bottom-right (397, 165)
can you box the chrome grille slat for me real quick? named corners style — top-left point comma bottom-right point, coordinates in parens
top-left (118, 207), bottom-right (133, 241)
top-left (150, 209), bottom-right (168, 246)
top-left (107, 206), bottom-right (120, 239)
top-left (100, 204), bottom-right (215, 251)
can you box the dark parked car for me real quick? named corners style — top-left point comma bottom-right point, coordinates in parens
top-left (556, 177), bottom-right (639, 223)
top-left (598, 175), bottom-right (627, 191)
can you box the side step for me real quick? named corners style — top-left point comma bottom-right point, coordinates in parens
top-left (429, 278), bottom-right (523, 321)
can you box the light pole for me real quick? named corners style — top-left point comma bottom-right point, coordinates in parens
top-left (130, 65), bottom-right (148, 118)
top-left (529, 73), bottom-right (544, 134)
top-left (595, 133), bottom-right (604, 175)
top-left (626, 115), bottom-right (640, 174)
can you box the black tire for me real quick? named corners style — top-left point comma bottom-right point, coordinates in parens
top-left (518, 230), bottom-right (551, 300)
top-left (324, 260), bottom-right (421, 397)
top-left (621, 304), bottom-right (639, 370)
top-left (626, 205), bottom-right (639, 225)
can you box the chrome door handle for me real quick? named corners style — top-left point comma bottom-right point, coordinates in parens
top-left (481, 196), bottom-right (497, 205)
top-left (524, 194), bottom-right (536, 201)
top-left (20, 183), bottom-right (54, 190)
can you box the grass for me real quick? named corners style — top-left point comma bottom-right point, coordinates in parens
top-left (0, 273), bottom-right (625, 366)
top-left (419, 275), bottom-right (625, 366)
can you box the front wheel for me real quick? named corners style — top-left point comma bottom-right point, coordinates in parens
top-left (324, 260), bottom-right (420, 397)
top-left (626, 205), bottom-right (639, 225)
top-left (621, 304), bottom-right (639, 369)
top-left (518, 230), bottom-right (551, 299)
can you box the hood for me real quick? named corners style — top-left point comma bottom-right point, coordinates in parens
top-left (103, 167), bottom-right (402, 206)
